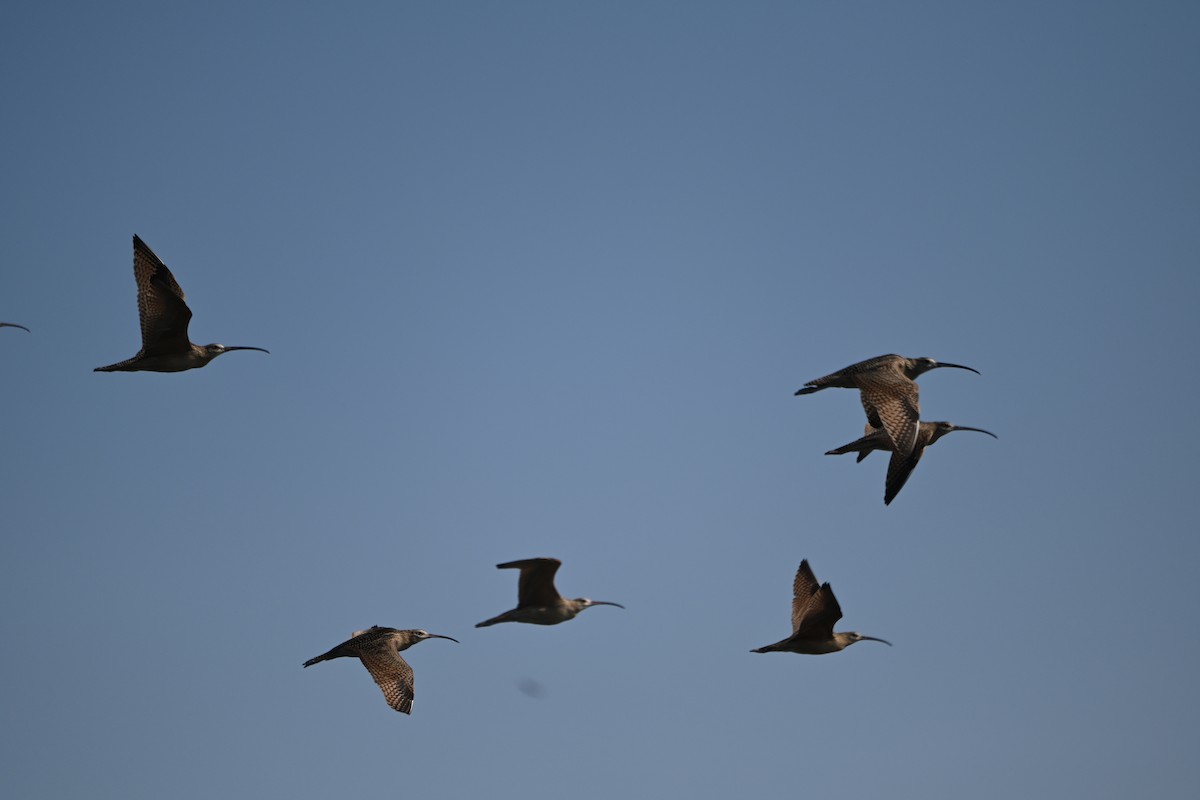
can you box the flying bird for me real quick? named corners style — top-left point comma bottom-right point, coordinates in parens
top-left (751, 560), bottom-right (890, 655)
top-left (303, 626), bottom-right (458, 714)
top-left (476, 557), bottom-right (624, 627)
top-left (795, 354), bottom-right (979, 459)
top-left (827, 421), bottom-right (997, 504)
top-left (95, 235), bottom-right (269, 372)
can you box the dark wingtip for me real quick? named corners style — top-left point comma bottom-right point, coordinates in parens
top-left (794, 386), bottom-right (818, 396)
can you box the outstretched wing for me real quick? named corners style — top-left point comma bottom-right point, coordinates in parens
top-left (499, 558), bottom-right (564, 607)
top-left (132, 235), bottom-right (193, 356)
top-left (884, 445), bottom-right (927, 505)
top-left (860, 377), bottom-right (920, 458)
top-left (794, 582), bottom-right (843, 640)
top-left (790, 560), bottom-right (822, 633)
top-left (358, 639), bottom-right (415, 714)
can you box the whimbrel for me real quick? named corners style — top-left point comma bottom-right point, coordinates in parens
top-left (795, 354), bottom-right (979, 458)
top-left (0, 322), bottom-right (30, 332)
top-left (95, 235), bottom-right (268, 372)
top-left (303, 626), bottom-right (458, 714)
top-left (476, 557), bottom-right (624, 627)
top-left (751, 560), bottom-right (890, 655)
top-left (826, 421), bottom-right (997, 505)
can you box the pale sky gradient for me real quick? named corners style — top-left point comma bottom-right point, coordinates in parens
top-left (2, 3), bottom-right (1198, 798)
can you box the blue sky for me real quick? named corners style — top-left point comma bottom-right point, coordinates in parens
top-left (2, 2), bottom-right (1198, 798)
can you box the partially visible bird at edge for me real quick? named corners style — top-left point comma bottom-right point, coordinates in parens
top-left (95, 234), bottom-right (269, 372)
top-left (303, 626), bottom-right (458, 714)
top-left (477, 557), bottom-right (624, 627)
top-left (795, 354), bottom-right (979, 461)
top-left (751, 560), bottom-right (891, 655)
top-left (827, 421), bottom-right (998, 505)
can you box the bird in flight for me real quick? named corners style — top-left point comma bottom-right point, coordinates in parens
top-left (96, 235), bottom-right (268, 372)
top-left (477, 557), bottom-right (624, 627)
top-left (303, 626), bottom-right (458, 714)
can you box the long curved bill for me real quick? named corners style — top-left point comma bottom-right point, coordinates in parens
top-left (860, 635), bottom-right (893, 646)
top-left (935, 361), bottom-right (979, 374)
top-left (225, 346), bottom-right (270, 354)
top-left (590, 601), bottom-right (625, 609)
top-left (427, 633), bottom-right (460, 643)
top-left (953, 426), bottom-right (997, 438)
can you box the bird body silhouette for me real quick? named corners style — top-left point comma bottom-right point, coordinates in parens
top-left (95, 235), bottom-right (268, 372)
top-left (751, 560), bottom-right (890, 655)
top-left (476, 557), bottom-right (624, 627)
top-left (826, 421), bottom-right (997, 504)
top-left (303, 626), bottom-right (458, 714)
top-left (795, 354), bottom-right (979, 459)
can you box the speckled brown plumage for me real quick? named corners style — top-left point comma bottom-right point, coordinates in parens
top-left (751, 560), bottom-right (890, 655)
top-left (95, 235), bottom-right (268, 372)
top-left (303, 626), bottom-right (458, 714)
top-left (825, 421), bottom-right (997, 504)
top-left (795, 354), bottom-right (979, 460)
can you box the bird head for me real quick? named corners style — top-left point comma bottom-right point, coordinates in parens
top-left (202, 343), bottom-right (270, 360)
top-left (848, 632), bottom-right (892, 647)
top-left (575, 598), bottom-right (625, 612)
top-left (407, 630), bottom-right (460, 647)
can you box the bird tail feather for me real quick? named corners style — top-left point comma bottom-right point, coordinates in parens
top-left (302, 649), bottom-right (337, 668)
